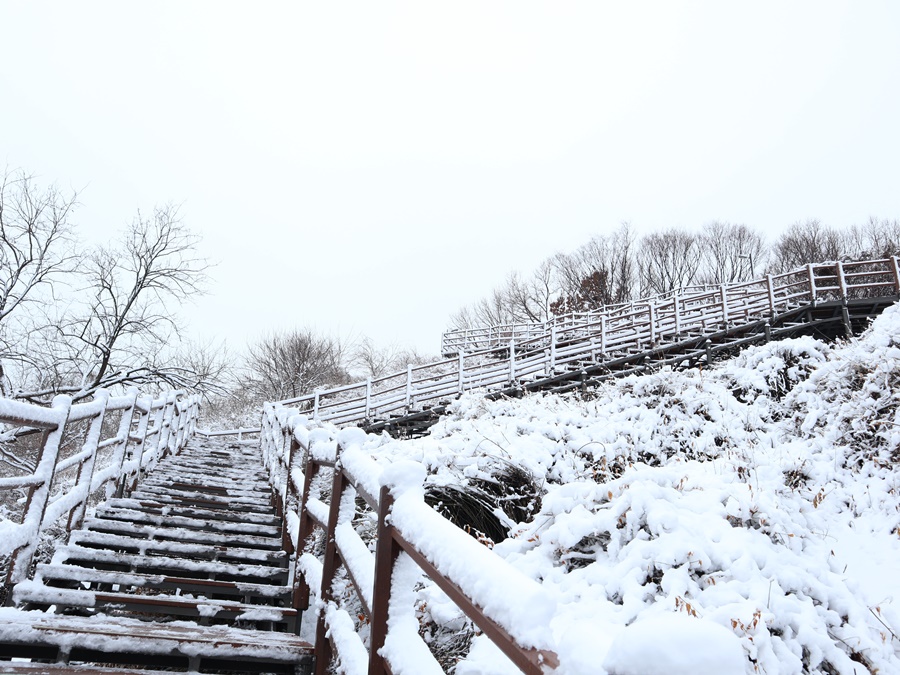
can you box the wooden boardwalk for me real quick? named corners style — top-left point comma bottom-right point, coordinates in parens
top-left (0, 439), bottom-right (313, 674)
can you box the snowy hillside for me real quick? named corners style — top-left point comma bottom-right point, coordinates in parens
top-left (308, 303), bottom-right (900, 674)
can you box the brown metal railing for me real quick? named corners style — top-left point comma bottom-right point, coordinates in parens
top-left (260, 410), bottom-right (560, 674)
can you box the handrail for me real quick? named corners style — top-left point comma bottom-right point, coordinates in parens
top-left (260, 408), bottom-right (559, 674)
top-left (273, 257), bottom-right (900, 431)
top-left (0, 388), bottom-right (201, 593)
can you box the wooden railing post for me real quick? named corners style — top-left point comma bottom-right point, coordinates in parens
top-left (313, 390), bottom-right (321, 418)
top-left (720, 285), bottom-right (729, 326)
top-left (891, 256), bottom-right (900, 295)
top-left (109, 388), bottom-right (139, 499)
top-left (648, 302), bottom-right (657, 345)
top-left (674, 293), bottom-right (682, 337)
top-left (600, 315), bottom-right (607, 354)
top-left (66, 390), bottom-right (110, 534)
top-left (836, 261), bottom-right (848, 300)
top-left (807, 263), bottom-right (818, 306)
top-left (508, 338), bottom-right (516, 385)
top-left (458, 351), bottom-right (465, 394)
top-left (405, 364), bottom-right (413, 409)
top-left (767, 274), bottom-right (776, 316)
top-left (5, 395), bottom-right (72, 590)
top-left (548, 326), bottom-right (557, 375)
top-left (368, 485), bottom-right (400, 675)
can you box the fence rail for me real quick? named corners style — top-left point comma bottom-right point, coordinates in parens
top-left (261, 406), bottom-right (558, 674)
top-left (276, 258), bottom-right (900, 430)
top-left (0, 389), bottom-right (200, 592)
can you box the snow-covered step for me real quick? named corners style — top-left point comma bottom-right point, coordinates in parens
top-left (0, 610), bottom-right (313, 672)
top-left (129, 486), bottom-right (275, 510)
top-left (91, 506), bottom-right (282, 537)
top-left (67, 530), bottom-right (288, 565)
top-left (33, 563), bottom-right (292, 602)
top-left (101, 498), bottom-right (281, 526)
top-left (13, 581), bottom-right (298, 630)
top-left (52, 545), bottom-right (289, 584)
top-left (147, 471), bottom-right (271, 490)
top-left (140, 478), bottom-right (272, 497)
top-left (81, 517), bottom-right (283, 550)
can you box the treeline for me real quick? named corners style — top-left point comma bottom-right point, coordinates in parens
top-left (449, 218), bottom-right (900, 331)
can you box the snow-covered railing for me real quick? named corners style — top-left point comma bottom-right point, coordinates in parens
top-left (195, 426), bottom-right (261, 441)
top-left (0, 389), bottom-right (200, 591)
top-left (274, 257), bottom-right (900, 431)
top-left (441, 257), bottom-right (900, 355)
top-left (259, 411), bottom-right (559, 674)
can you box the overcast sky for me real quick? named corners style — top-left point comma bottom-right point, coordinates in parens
top-left (1, 2), bottom-right (898, 356)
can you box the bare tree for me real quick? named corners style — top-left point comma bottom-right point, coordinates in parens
top-left (843, 217), bottom-right (900, 260)
top-left (351, 336), bottom-right (435, 380)
top-left (697, 221), bottom-right (766, 284)
top-left (243, 328), bottom-right (349, 402)
top-left (637, 227), bottom-right (702, 296)
top-left (769, 220), bottom-right (844, 273)
top-left (0, 171), bottom-right (79, 395)
top-left (13, 205), bottom-right (210, 402)
top-left (552, 223), bottom-right (635, 313)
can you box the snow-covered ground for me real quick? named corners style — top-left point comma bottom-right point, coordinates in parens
top-left (307, 304), bottom-right (900, 674)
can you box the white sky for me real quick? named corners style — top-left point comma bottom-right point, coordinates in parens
top-left (1, 1), bottom-right (898, 356)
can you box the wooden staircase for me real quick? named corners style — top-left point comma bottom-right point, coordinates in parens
top-left (0, 439), bottom-right (314, 674)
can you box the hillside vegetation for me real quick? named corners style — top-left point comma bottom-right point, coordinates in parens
top-left (313, 303), bottom-right (900, 674)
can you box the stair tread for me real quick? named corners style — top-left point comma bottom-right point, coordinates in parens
top-left (82, 518), bottom-right (282, 548)
top-left (34, 564), bottom-right (292, 599)
top-left (14, 581), bottom-right (296, 619)
top-left (92, 507), bottom-right (281, 536)
top-left (68, 530), bottom-right (287, 563)
top-left (0, 609), bottom-right (313, 659)
top-left (103, 498), bottom-right (279, 523)
top-left (52, 545), bottom-right (288, 581)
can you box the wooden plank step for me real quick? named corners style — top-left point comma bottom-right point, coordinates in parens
top-left (81, 518), bottom-right (284, 550)
top-left (102, 498), bottom-right (280, 525)
top-left (67, 531), bottom-right (288, 565)
top-left (0, 610), bottom-right (313, 671)
top-left (147, 471), bottom-right (271, 490)
top-left (13, 582), bottom-right (298, 628)
top-left (137, 482), bottom-right (274, 501)
top-left (51, 545), bottom-right (289, 584)
top-left (0, 663), bottom-right (196, 675)
top-left (129, 486), bottom-right (274, 509)
top-left (91, 507), bottom-right (282, 537)
top-left (34, 564), bottom-right (292, 601)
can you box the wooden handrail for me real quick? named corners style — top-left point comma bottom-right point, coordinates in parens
top-left (0, 388), bottom-right (201, 593)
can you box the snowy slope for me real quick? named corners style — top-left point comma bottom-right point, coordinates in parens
top-left (312, 303), bottom-right (900, 674)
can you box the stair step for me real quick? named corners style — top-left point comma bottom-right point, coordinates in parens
top-left (102, 498), bottom-right (280, 526)
top-left (68, 531), bottom-right (287, 565)
top-left (92, 507), bottom-right (281, 537)
top-left (81, 518), bottom-right (283, 550)
top-left (128, 487), bottom-right (275, 511)
top-left (0, 610), bottom-right (313, 670)
top-left (34, 563), bottom-right (292, 602)
top-left (52, 545), bottom-right (289, 584)
top-left (13, 581), bottom-right (297, 628)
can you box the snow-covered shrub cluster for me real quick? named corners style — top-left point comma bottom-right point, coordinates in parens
top-left (310, 305), bottom-right (900, 674)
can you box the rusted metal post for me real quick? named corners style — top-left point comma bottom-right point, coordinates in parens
top-left (368, 486), bottom-right (400, 675)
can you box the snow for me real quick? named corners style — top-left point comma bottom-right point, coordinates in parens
top-left (281, 302), bottom-right (900, 674)
top-left (603, 613), bottom-right (745, 675)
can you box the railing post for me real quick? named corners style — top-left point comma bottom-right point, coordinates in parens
top-left (66, 389), bottom-right (110, 534)
top-left (117, 398), bottom-right (152, 497)
top-left (365, 377), bottom-right (372, 420)
top-left (458, 351), bottom-right (465, 394)
top-left (674, 293), bottom-right (682, 337)
top-left (767, 274), bottom-right (776, 316)
top-left (405, 364), bottom-right (413, 409)
top-left (5, 395), bottom-right (72, 590)
top-left (549, 326), bottom-right (557, 375)
top-left (807, 263), bottom-right (818, 306)
top-left (109, 387), bottom-right (139, 499)
top-left (720, 284), bottom-right (729, 326)
top-left (648, 302), bottom-right (657, 345)
top-left (601, 315), bottom-right (607, 354)
top-left (368, 485), bottom-right (400, 675)
top-left (508, 338), bottom-right (516, 385)
top-left (891, 256), bottom-right (900, 295)
top-left (313, 390), bottom-right (321, 418)
top-left (836, 261), bottom-right (848, 300)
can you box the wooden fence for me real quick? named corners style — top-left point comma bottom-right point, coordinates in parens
top-left (276, 257), bottom-right (900, 429)
top-left (260, 406), bottom-right (559, 675)
top-left (0, 389), bottom-right (200, 593)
